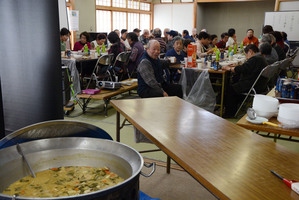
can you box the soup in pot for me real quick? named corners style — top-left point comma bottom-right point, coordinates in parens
top-left (2, 166), bottom-right (124, 197)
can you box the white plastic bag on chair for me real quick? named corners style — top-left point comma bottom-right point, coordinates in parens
top-left (180, 68), bottom-right (216, 112)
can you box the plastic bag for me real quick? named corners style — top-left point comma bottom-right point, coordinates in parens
top-left (180, 68), bottom-right (216, 112)
top-left (134, 127), bottom-right (153, 143)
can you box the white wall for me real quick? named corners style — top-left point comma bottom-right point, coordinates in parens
top-left (279, 1), bottom-right (299, 11)
top-left (154, 3), bottom-right (194, 36)
top-left (74, 0), bottom-right (96, 39)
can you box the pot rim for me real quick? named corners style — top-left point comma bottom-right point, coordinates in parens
top-left (0, 137), bottom-right (144, 200)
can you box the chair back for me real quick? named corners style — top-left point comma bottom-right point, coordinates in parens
top-left (113, 51), bottom-right (131, 67)
top-left (291, 48), bottom-right (299, 67)
top-left (262, 61), bottom-right (281, 79)
top-left (290, 47), bottom-right (299, 59)
top-left (279, 58), bottom-right (292, 71)
top-left (98, 53), bottom-right (114, 66)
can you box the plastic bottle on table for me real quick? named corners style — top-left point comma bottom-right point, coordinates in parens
top-left (101, 43), bottom-right (106, 53)
top-left (84, 44), bottom-right (88, 53)
top-left (229, 52), bottom-right (233, 61)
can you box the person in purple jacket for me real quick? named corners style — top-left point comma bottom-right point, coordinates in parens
top-left (126, 32), bottom-right (145, 76)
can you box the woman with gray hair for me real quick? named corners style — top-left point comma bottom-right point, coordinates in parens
top-left (260, 34), bottom-right (279, 63)
top-left (165, 36), bottom-right (186, 64)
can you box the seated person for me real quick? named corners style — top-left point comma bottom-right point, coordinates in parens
top-left (182, 30), bottom-right (195, 42)
top-left (259, 42), bottom-right (276, 65)
top-left (182, 39), bottom-right (192, 54)
top-left (165, 36), bottom-right (186, 64)
top-left (222, 44), bottom-right (268, 117)
top-left (73, 31), bottom-right (91, 51)
top-left (226, 28), bottom-right (237, 48)
top-left (139, 29), bottom-right (150, 45)
top-left (260, 34), bottom-right (279, 64)
top-left (106, 31), bottom-right (126, 73)
top-left (242, 29), bottom-right (259, 47)
top-left (60, 27), bottom-right (70, 52)
top-left (166, 30), bottom-right (178, 51)
top-left (137, 40), bottom-right (183, 98)
top-left (152, 28), bottom-right (167, 53)
top-left (126, 32), bottom-right (145, 75)
top-left (196, 32), bottom-right (213, 57)
top-left (91, 34), bottom-right (107, 50)
top-left (216, 32), bottom-right (228, 50)
top-left (259, 42), bottom-right (278, 88)
top-left (209, 34), bottom-right (218, 48)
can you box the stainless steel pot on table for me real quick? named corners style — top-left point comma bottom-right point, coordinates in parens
top-left (0, 120), bottom-right (155, 200)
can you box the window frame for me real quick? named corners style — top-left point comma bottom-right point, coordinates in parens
top-left (160, 0), bottom-right (173, 3)
top-left (180, 0), bottom-right (193, 2)
top-left (95, 0), bottom-right (153, 32)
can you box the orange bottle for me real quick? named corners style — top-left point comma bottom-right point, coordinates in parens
top-left (187, 44), bottom-right (197, 68)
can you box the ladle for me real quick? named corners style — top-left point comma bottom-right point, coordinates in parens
top-left (246, 108), bottom-right (279, 127)
top-left (16, 143), bottom-right (36, 178)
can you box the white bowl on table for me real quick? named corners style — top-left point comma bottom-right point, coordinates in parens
top-left (73, 54), bottom-right (83, 59)
top-left (277, 103), bottom-right (299, 128)
top-left (252, 94), bottom-right (279, 119)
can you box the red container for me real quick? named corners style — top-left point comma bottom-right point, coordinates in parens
top-left (187, 44), bottom-right (197, 68)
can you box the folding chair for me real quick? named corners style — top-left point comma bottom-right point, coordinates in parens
top-left (234, 61), bottom-right (281, 117)
top-left (85, 53), bottom-right (114, 89)
top-left (288, 47), bottom-right (299, 59)
top-left (111, 51), bottom-right (131, 81)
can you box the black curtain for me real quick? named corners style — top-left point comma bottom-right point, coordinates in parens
top-left (0, 0), bottom-right (63, 135)
top-left (0, 77), bottom-right (4, 139)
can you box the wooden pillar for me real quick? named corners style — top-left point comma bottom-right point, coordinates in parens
top-left (193, 0), bottom-right (197, 28)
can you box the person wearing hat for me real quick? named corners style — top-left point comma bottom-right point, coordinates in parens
top-left (139, 29), bottom-right (150, 45)
top-left (166, 30), bottom-right (178, 51)
top-left (133, 28), bottom-right (141, 37)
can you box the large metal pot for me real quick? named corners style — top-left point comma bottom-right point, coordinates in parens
top-left (0, 137), bottom-right (144, 200)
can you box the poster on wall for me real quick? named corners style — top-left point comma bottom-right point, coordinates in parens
top-left (69, 10), bottom-right (79, 31)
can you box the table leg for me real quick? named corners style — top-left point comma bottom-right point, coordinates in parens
top-left (274, 134), bottom-right (277, 143)
top-left (220, 72), bottom-right (225, 117)
top-left (82, 98), bottom-right (86, 113)
top-left (104, 99), bottom-right (110, 117)
top-left (116, 111), bottom-right (120, 142)
top-left (167, 156), bottom-right (171, 174)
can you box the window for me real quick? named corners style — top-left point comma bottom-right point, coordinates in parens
top-left (161, 0), bottom-right (173, 3)
top-left (96, 10), bottom-right (111, 33)
top-left (140, 14), bottom-right (150, 31)
top-left (96, 0), bottom-right (152, 32)
top-left (113, 12), bottom-right (127, 31)
top-left (128, 0), bottom-right (139, 9)
top-left (96, 0), bottom-right (111, 6)
top-left (181, 0), bottom-right (193, 2)
top-left (112, 0), bottom-right (126, 8)
top-left (140, 2), bottom-right (150, 11)
top-left (128, 13), bottom-right (140, 32)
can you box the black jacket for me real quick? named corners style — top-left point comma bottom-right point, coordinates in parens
top-left (233, 54), bottom-right (268, 93)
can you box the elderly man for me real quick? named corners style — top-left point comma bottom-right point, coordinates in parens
top-left (153, 28), bottom-right (166, 53)
top-left (243, 29), bottom-right (259, 47)
top-left (139, 29), bottom-right (150, 45)
top-left (133, 28), bottom-right (141, 37)
top-left (137, 40), bottom-right (183, 98)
